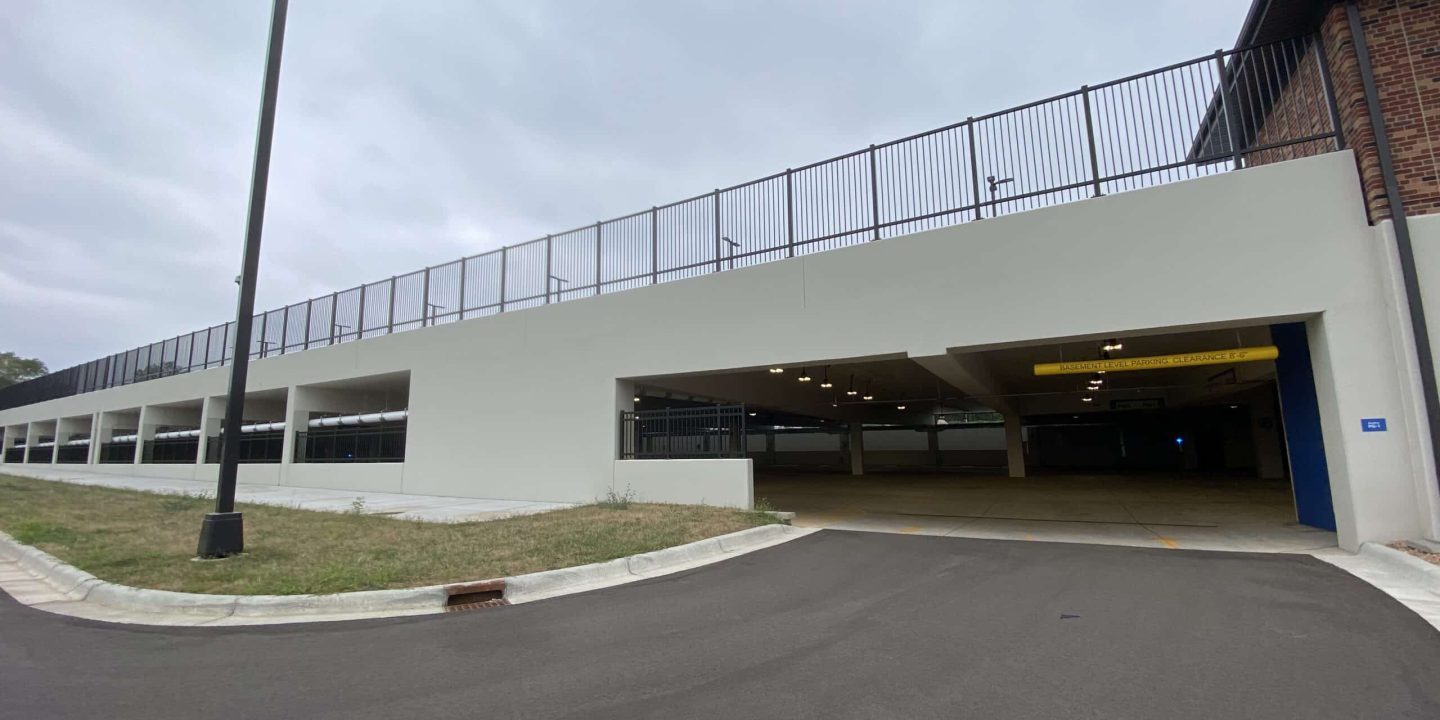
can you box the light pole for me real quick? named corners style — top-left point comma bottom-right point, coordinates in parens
top-left (197, 0), bottom-right (289, 558)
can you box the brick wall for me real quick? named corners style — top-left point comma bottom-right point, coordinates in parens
top-left (1244, 1), bottom-right (1440, 223)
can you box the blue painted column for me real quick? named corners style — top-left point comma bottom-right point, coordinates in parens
top-left (1271, 322), bottom-right (1337, 531)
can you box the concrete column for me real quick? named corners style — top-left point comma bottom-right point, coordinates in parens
top-left (1005, 414), bottom-right (1026, 478)
top-left (1, 426), bottom-right (15, 464)
top-left (196, 396), bottom-right (225, 466)
top-left (281, 386), bottom-right (313, 469)
top-left (1250, 392), bottom-right (1286, 480)
top-left (848, 424), bottom-right (864, 476)
top-left (927, 426), bottom-right (941, 467)
top-left (89, 413), bottom-right (114, 465)
top-left (86, 414), bottom-right (101, 466)
top-left (135, 406), bottom-right (158, 464)
top-left (23, 423), bottom-right (42, 464)
top-left (765, 430), bottom-right (776, 467)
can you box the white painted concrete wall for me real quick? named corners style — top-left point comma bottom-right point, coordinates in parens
top-left (1, 151), bottom-right (1433, 548)
top-left (614, 459), bottom-right (753, 508)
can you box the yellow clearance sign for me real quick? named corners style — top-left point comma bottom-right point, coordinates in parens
top-left (1033, 346), bottom-right (1279, 376)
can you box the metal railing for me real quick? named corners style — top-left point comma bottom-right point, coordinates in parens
top-left (141, 437), bottom-right (200, 464)
top-left (98, 442), bottom-right (135, 464)
top-left (620, 405), bottom-right (748, 459)
top-left (0, 35), bottom-right (1340, 413)
top-left (204, 432), bottom-right (284, 464)
top-left (56, 445), bottom-right (90, 464)
top-left (294, 424), bottom-right (406, 463)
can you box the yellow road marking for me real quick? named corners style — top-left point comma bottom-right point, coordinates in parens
top-left (1157, 536), bottom-right (1180, 549)
top-left (898, 526), bottom-right (922, 534)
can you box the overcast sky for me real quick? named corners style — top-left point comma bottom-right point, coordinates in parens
top-left (0, 0), bottom-right (1251, 370)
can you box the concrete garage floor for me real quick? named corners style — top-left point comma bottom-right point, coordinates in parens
top-left (755, 471), bottom-right (1338, 553)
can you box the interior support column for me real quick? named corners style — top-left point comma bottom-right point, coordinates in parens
top-left (1005, 414), bottom-right (1026, 478)
top-left (848, 424), bottom-right (864, 476)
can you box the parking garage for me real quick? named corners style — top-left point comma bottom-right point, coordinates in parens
top-left (625, 323), bottom-right (1338, 551)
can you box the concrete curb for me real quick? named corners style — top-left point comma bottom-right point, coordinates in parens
top-left (1359, 542), bottom-right (1440, 590)
top-left (0, 522), bottom-right (813, 625)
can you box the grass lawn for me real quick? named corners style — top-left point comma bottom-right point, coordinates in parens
top-left (0, 474), bottom-right (779, 596)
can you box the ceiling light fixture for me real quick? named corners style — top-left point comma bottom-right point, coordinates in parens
top-left (845, 374), bottom-right (858, 397)
top-left (797, 367), bottom-right (812, 382)
top-left (862, 380), bottom-right (873, 401)
top-left (768, 367), bottom-right (784, 374)
top-left (896, 405), bottom-right (907, 410)
top-left (820, 366), bottom-right (833, 389)
top-left (1102, 339), bottom-right (1124, 352)
top-left (1082, 395), bottom-right (1094, 403)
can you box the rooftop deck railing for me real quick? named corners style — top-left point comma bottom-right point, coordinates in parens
top-left (0, 34), bottom-right (1341, 413)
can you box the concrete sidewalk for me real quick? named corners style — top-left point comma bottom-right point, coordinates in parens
top-left (0, 466), bottom-right (575, 522)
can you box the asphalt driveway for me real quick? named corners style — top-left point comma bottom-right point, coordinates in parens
top-left (2, 530), bottom-right (1438, 719)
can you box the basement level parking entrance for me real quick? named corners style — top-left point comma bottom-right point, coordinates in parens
top-left (627, 323), bottom-right (1339, 553)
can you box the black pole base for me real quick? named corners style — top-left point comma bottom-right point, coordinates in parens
top-left (196, 512), bottom-right (245, 558)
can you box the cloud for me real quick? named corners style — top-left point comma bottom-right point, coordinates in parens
top-left (0, 0), bottom-right (1251, 368)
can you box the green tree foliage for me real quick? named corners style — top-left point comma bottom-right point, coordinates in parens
top-left (0, 352), bottom-right (48, 389)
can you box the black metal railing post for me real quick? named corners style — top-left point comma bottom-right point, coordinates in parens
top-left (1315, 37), bottom-right (1345, 151)
top-left (544, 235), bottom-right (554, 304)
top-left (326, 291), bottom-right (337, 344)
top-left (385, 276), bottom-right (397, 333)
top-left (356, 283), bottom-right (367, 340)
top-left (499, 246), bottom-right (508, 312)
top-left (713, 189), bottom-right (722, 273)
top-left (649, 207), bottom-right (659, 285)
top-left (421, 266), bottom-right (431, 327)
top-left (457, 257), bottom-right (468, 320)
top-left (1215, 49), bottom-right (1245, 169)
top-left (966, 118), bottom-right (981, 220)
top-left (1081, 85), bottom-right (1103, 197)
top-left (785, 168), bottom-right (795, 258)
top-left (868, 144), bottom-right (880, 240)
top-left (594, 221), bottom-right (603, 296)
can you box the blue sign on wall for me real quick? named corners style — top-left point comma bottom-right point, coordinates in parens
top-left (1362, 418), bottom-right (1388, 432)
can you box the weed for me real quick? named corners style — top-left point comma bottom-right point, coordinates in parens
top-left (597, 486), bottom-right (636, 510)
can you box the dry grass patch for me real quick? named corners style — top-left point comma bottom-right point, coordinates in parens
top-left (0, 474), bottom-right (778, 595)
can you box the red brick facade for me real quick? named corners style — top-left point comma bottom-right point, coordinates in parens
top-left (1248, 1), bottom-right (1440, 222)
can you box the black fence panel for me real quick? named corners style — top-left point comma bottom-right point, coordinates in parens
top-left (142, 437), bottom-right (199, 464)
top-left (620, 405), bottom-right (747, 459)
top-left (294, 424), bottom-right (406, 463)
top-left (56, 445), bottom-right (89, 464)
top-left (99, 442), bottom-right (135, 464)
top-left (204, 431), bottom-right (284, 464)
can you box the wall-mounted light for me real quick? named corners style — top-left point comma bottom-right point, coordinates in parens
top-left (633, 396), bottom-right (641, 403)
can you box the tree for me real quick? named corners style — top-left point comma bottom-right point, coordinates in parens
top-left (0, 352), bottom-right (47, 389)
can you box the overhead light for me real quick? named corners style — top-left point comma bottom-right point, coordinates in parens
top-left (1102, 339), bottom-right (1124, 352)
top-left (633, 396), bottom-right (641, 403)
top-left (768, 367), bottom-right (785, 374)
top-left (1081, 395), bottom-right (1094, 403)
top-left (820, 366), bottom-right (832, 388)
top-left (862, 380), bottom-right (873, 401)
top-left (748, 412), bottom-right (757, 417)
top-left (896, 405), bottom-right (907, 410)
top-left (845, 374), bottom-right (858, 396)
top-left (797, 367), bottom-right (812, 382)
top-left (862, 394), bottom-right (874, 401)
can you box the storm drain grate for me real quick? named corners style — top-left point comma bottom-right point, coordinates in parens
top-left (444, 578), bottom-right (508, 612)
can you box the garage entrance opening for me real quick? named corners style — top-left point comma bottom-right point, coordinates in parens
top-left (626, 323), bottom-right (1337, 552)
